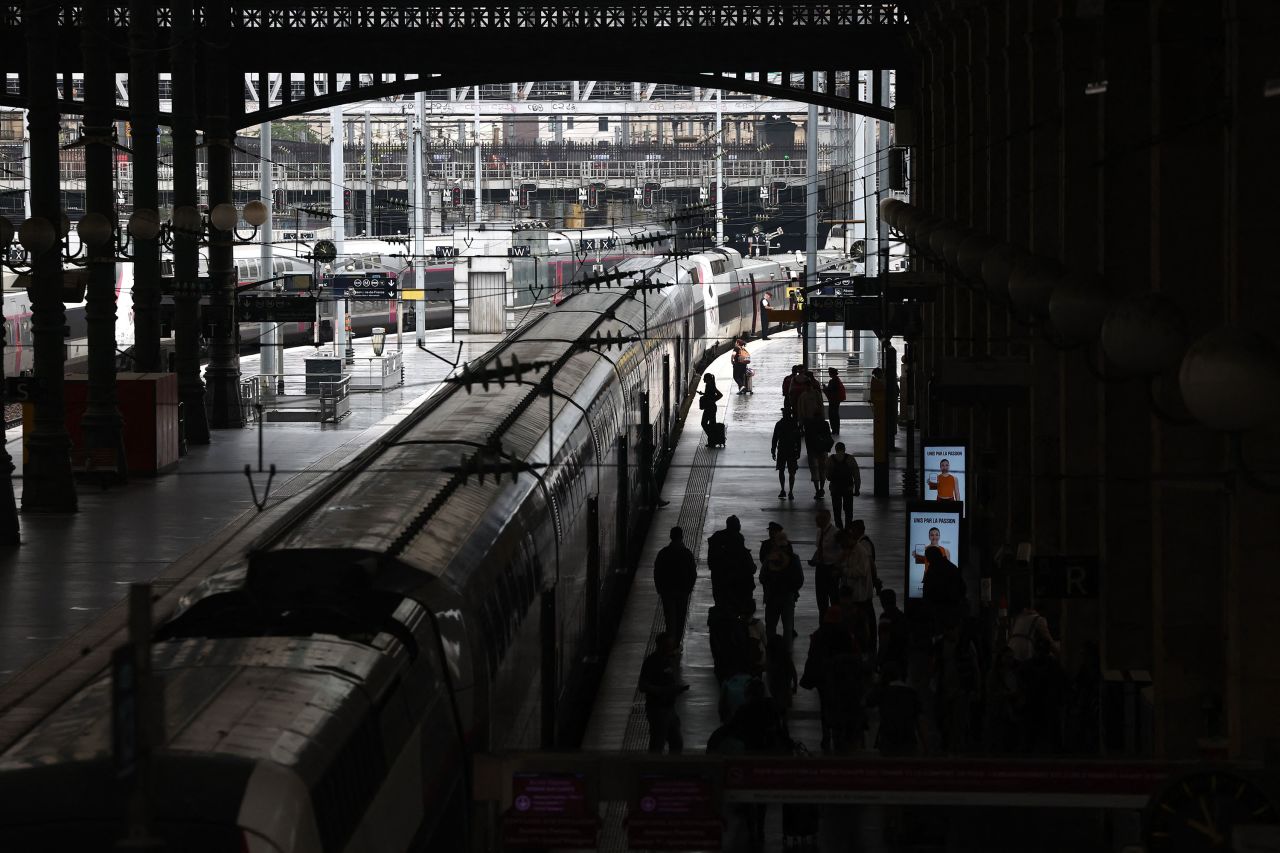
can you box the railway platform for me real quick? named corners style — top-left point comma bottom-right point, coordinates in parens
top-left (0, 327), bottom-right (497, 720)
top-left (581, 330), bottom-right (923, 850)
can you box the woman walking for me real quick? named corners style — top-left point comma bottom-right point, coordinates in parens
top-left (699, 373), bottom-right (724, 447)
top-left (731, 339), bottom-right (754, 395)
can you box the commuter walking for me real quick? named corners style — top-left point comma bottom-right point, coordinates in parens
top-left (731, 339), bottom-right (751, 394)
top-left (842, 519), bottom-right (880, 653)
top-left (1008, 602), bottom-right (1060, 663)
top-left (826, 442), bottom-right (860, 528)
top-left (799, 606), bottom-right (864, 754)
top-left (922, 546), bottom-right (967, 636)
top-left (639, 632), bottom-right (690, 753)
top-left (699, 373), bottom-right (724, 447)
top-left (868, 663), bottom-right (926, 756)
top-left (802, 415), bottom-right (833, 498)
top-left (877, 588), bottom-right (910, 676)
top-left (810, 510), bottom-right (843, 616)
top-left (824, 367), bottom-right (846, 436)
top-left (654, 527), bottom-right (697, 642)
top-left (771, 410), bottom-right (804, 500)
top-left (758, 525), bottom-right (804, 646)
top-left (782, 364), bottom-right (803, 417)
top-left (707, 515), bottom-right (756, 614)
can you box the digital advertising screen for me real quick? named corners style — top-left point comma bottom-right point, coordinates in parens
top-left (922, 438), bottom-right (967, 515)
top-left (905, 502), bottom-right (964, 601)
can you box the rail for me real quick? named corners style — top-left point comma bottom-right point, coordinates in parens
top-left (317, 375), bottom-right (351, 423)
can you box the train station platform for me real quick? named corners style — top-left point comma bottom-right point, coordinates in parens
top-left (0, 328), bottom-right (496, 691)
top-left (582, 329), bottom-right (917, 849)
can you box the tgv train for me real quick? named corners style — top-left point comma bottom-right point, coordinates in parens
top-left (0, 246), bottom-right (790, 852)
top-left (0, 225), bottom-right (662, 376)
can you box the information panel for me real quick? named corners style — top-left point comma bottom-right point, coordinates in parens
top-left (905, 501), bottom-right (964, 601)
top-left (921, 438), bottom-right (967, 515)
top-left (330, 271), bottom-right (397, 299)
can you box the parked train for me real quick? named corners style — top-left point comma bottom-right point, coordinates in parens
top-left (0, 246), bottom-right (791, 851)
top-left (1, 225), bottom-right (668, 377)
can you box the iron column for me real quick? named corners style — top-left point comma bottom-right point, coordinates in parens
top-left (128, 0), bottom-right (161, 372)
top-left (21, 0), bottom-right (77, 512)
top-left (204, 0), bottom-right (243, 429)
top-left (170, 0), bottom-right (209, 444)
top-left (79, 0), bottom-right (127, 480)
top-left (259, 120), bottom-right (279, 393)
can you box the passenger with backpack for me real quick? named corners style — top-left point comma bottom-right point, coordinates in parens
top-left (802, 416), bottom-right (834, 499)
top-left (826, 442), bottom-right (861, 529)
top-left (771, 410), bottom-right (804, 500)
top-left (824, 367), bottom-right (847, 436)
top-left (707, 516), bottom-right (755, 614)
top-left (758, 524), bottom-right (804, 647)
top-left (800, 606), bottom-right (865, 754)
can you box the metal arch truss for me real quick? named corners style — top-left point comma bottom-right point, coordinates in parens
top-left (0, 2), bottom-right (907, 125)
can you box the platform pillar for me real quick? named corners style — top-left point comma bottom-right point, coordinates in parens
top-left (169, 2), bottom-right (208, 445)
top-left (21, 0), bottom-right (77, 513)
top-left (127, 0), bottom-right (162, 372)
top-left (78, 0), bottom-right (127, 483)
top-left (204, 0), bottom-right (242, 429)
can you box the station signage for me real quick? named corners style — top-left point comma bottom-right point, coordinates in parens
top-left (502, 773), bottom-right (598, 850)
top-left (627, 772), bottom-right (722, 850)
top-left (329, 272), bottom-right (397, 299)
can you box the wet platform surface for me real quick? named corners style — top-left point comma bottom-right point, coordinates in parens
top-left (583, 330), bottom-right (919, 851)
top-left (0, 329), bottom-right (496, 687)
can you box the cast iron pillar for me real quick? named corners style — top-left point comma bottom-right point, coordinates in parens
top-left (203, 0), bottom-right (242, 429)
top-left (78, 0), bottom-right (127, 483)
top-left (170, 1), bottom-right (209, 444)
top-left (128, 0), bottom-right (162, 371)
top-left (0, 318), bottom-right (19, 543)
top-left (21, 0), bottom-right (77, 513)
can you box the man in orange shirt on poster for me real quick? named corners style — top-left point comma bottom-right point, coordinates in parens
top-left (927, 458), bottom-right (960, 502)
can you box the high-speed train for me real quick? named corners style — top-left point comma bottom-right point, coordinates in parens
top-left (0, 246), bottom-right (790, 852)
top-left (1, 225), bottom-right (663, 376)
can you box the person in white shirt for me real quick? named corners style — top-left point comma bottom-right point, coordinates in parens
top-left (810, 509), bottom-right (843, 616)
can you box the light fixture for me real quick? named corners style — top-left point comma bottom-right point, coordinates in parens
top-left (1007, 256), bottom-right (1064, 316)
top-left (372, 326), bottom-right (387, 357)
top-left (1178, 326), bottom-right (1280, 431)
top-left (955, 233), bottom-right (996, 281)
top-left (172, 206), bottom-right (203, 236)
top-left (940, 227), bottom-right (972, 270)
top-left (243, 200), bottom-right (269, 227)
top-left (209, 202), bottom-right (239, 232)
top-left (980, 242), bottom-right (1023, 298)
top-left (127, 209), bottom-right (161, 240)
top-left (76, 212), bottom-right (114, 248)
top-left (1048, 272), bottom-right (1114, 340)
top-left (1101, 295), bottom-right (1187, 374)
top-left (18, 216), bottom-right (56, 255)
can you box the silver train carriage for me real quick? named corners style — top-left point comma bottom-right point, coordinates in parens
top-left (0, 247), bottom-right (788, 852)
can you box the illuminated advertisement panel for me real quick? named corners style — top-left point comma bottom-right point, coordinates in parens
top-left (905, 501), bottom-right (964, 601)
top-left (922, 438), bottom-right (967, 516)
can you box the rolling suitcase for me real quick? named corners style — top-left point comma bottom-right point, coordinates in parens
top-left (704, 421), bottom-right (727, 447)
